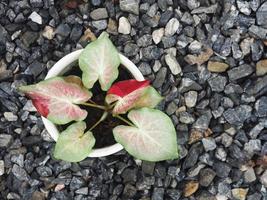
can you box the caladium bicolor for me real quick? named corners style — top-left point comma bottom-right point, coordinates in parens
top-left (106, 79), bottom-right (163, 114)
top-left (79, 32), bottom-right (120, 91)
top-left (19, 76), bottom-right (92, 125)
top-left (113, 108), bottom-right (178, 161)
top-left (53, 122), bottom-right (95, 162)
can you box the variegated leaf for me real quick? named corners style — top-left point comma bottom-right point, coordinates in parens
top-left (19, 76), bottom-right (92, 125)
top-left (113, 108), bottom-right (178, 161)
top-left (106, 79), bottom-right (162, 114)
top-left (53, 122), bottom-right (95, 162)
top-left (79, 32), bottom-right (120, 91)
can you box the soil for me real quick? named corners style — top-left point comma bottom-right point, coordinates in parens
top-left (58, 65), bottom-right (131, 148)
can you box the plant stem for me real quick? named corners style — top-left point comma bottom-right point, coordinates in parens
top-left (89, 112), bottom-right (108, 131)
top-left (88, 99), bottom-right (97, 105)
top-left (114, 115), bottom-right (135, 126)
top-left (81, 102), bottom-right (106, 110)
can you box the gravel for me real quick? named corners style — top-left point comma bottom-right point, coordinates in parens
top-left (0, 0), bottom-right (266, 199)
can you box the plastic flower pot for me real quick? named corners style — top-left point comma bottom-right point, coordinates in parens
top-left (42, 49), bottom-right (145, 157)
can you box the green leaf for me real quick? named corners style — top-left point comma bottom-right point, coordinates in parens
top-left (113, 108), bottom-right (178, 161)
top-left (19, 76), bottom-right (92, 125)
top-left (133, 86), bottom-right (163, 109)
top-left (53, 122), bottom-right (95, 162)
top-left (79, 32), bottom-right (120, 91)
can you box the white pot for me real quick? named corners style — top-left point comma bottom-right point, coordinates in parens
top-left (42, 49), bottom-right (144, 157)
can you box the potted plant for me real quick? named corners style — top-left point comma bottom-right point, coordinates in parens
top-left (19, 32), bottom-right (179, 162)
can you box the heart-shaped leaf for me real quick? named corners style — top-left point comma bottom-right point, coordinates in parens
top-left (53, 122), bottom-right (95, 162)
top-left (113, 108), bottom-right (178, 161)
top-left (19, 76), bottom-right (92, 125)
top-left (79, 32), bottom-right (120, 91)
top-left (106, 79), bottom-right (163, 114)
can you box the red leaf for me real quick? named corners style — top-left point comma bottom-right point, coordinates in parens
top-left (31, 94), bottom-right (49, 117)
top-left (107, 79), bottom-right (150, 97)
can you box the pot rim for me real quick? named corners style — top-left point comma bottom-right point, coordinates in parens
top-left (41, 49), bottom-right (144, 157)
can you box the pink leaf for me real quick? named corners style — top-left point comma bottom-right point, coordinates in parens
top-left (107, 79), bottom-right (150, 97)
top-left (19, 76), bottom-right (92, 125)
top-left (106, 79), bottom-right (162, 114)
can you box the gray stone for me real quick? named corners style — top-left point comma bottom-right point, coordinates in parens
top-left (138, 62), bottom-right (152, 75)
top-left (166, 189), bottom-right (181, 200)
top-left (36, 166), bottom-right (53, 177)
top-left (188, 40), bottom-right (202, 53)
top-left (260, 170), bottom-right (267, 187)
top-left (183, 142), bottom-right (203, 169)
top-left (0, 160), bottom-right (4, 176)
top-left (191, 4), bottom-right (218, 14)
top-left (152, 28), bottom-right (164, 44)
top-left (124, 43), bottom-right (139, 57)
top-left (0, 134), bottom-right (12, 147)
top-left (213, 161), bottom-right (231, 178)
top-left (75, 187), bottom-right (89, 195)
top-left (179, 112), bottom-right (195, 124)
top-left (28, 11), bottom-right (42, 24)
top-left (122, 168), bottom-right (137, 183)
top-left (256, 2), bottom-right (267, 27)
top-left (118, 17), bottom-right (131, 34)
top-left (215, 147), bottom-right (227, 161)
top-left (137, 34), bottom-right (152, 47)
top-left (199, 168), bottom-right (216, 187)
top-left (232, 42), bottom-right (243, 59)
top-left (255, 96), bottom-right (267, 117)
top-left (246, 75), bottom-right (267, 95)
top-left (147, 3), bottom-right (158, 17)
top-left (202, 138), bottom-right (216, 151)
top-left (123, 184), bottom-right (137, 198)
top-left (166, 102), bottom-right (178, 115)
top-left (221, 133), bottom-right (233, 147)
top-left (90, 8), bottom-right (108, 20)
top-left (153, 60), bottom-right (162, 72)
top-left (165, 54), bottom-right (181, 75)
top-left (11, 154), bottom-right (24, 167)
top-left (142, 161), bottom-right (155, 175)
top-left (91, 0), bottom-right (101, 6)
top-left (184, 91), bottom-right (197, 108)
top-left (30, 0), bottom-right (43, 7)
top-left (159, 10), bottom-right (173, 26)
top-left (249, 122), bottom-right (265, 138)
top-left (244, 167), bottom-right (256, 183)
top-left (4, 112), bottom-right (18, 121)
top-left (152, 188), bottom-right (164, 200)
top-left (193, 112), bottom-right (212, 130)
top-left (55, 24), bottom-right (71, 37)
top-left (220, 38), bottom-right (232, 57)
top-left (21, 31), bottom-right (39, 48)
top-left (187, 0), bottom-right (200, 10)
top-left (153, 67), bottom-right (167, 88)
top-left (141, 46), bottom-right (162, 61)
top-left (165, 18), bottom-right (180, 37)
top-left (12, 164), bottom-right (29, 181)
top-left (237, 0), bottom-right (251, 15)
top-left (223, 105), bottom-right (252, 126)
top-left (70, 177), bottom-right (85, 191)
top-left (228, 64), bottom-right (254, 81)
top-left (249, 25), bottom-right (267, 39)
top-left (162, 36), bottom-right (176, 48)
top-left (247, 193), bottom-right (262, 200)
top-left (244, 139), bottom-right (261, 156)
top-left (208, 75), bottom-right (227, 92)
top-left (250, 0), bottom-right (259, 11)
top-left (120, 0), bottom-right (140, 15)
top-left (92, 20), bottom-right (107, 30)
top-left (179, 78), bottom-right (202, 93)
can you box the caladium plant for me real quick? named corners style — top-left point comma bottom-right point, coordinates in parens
top-left (19, 32), bottom-right (178, 162)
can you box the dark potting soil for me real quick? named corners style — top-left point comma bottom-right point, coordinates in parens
top-left (58, 65), bottom-right (131, 148)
